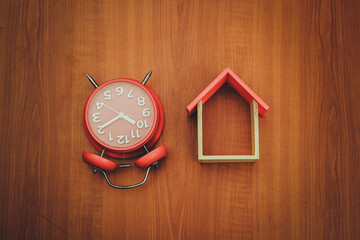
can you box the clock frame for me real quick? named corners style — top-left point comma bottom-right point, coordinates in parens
top-left (83, 78), bottom-right (164, 159)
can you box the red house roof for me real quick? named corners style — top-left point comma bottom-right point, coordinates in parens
top-left (186, 68), bottom-right (269, 117)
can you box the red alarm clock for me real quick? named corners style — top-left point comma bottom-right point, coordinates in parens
top-left (82, 71), bottom-right (166, 189)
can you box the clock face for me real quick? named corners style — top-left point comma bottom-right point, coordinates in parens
top-left (85, 80), bottom-right (157, 152)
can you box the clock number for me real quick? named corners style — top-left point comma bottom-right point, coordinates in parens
top-left (115, 87), bottom-right (123, 96)
top-left (104, 90), bottom-right (111, 100)
top-left (117, 135), bottom-right (124, 144)
top-left (131, 130), bottom-right (141, 139)
top-left (127, 89), bottom-right (134, 98)
top-left (137, 120), bottom-right (144, 129)
top-left (137, 120), bottom-right (150, 129)
top-left (97, 126), bottom-right (105, 134)
top-left (109, 133), bottom-right (114, 141)
top-left (144, 120), bottom-right (149, 128)
top-left (137, 120), bottom-right (149, 129)
top-left (137, 97), bottom-right (145, 106)
top-left (142, 108), bottom-right (150, 117)
top-left (117, 135), bottom-right (130, 144)
top-left (96, 101), bottom-right (104, 110)
top-left (92, 113), bottom-right (101, 122)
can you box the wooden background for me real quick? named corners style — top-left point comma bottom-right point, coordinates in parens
top-left (1, 0), bottom-right (359, 239)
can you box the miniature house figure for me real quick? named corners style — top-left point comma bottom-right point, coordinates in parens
top-left (187, 68), bottom-right (269, 163)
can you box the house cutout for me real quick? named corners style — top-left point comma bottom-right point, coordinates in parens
top-left (187, 68), bottom-right (269, 163)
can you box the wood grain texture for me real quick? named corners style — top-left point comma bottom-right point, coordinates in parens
top-left (199, 100), bottom-right (259, 162)
top-left (1, 0), bottom-right (359, 239)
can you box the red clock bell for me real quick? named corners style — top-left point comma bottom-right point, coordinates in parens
top-left (82, 71), bottom-right (166, 189)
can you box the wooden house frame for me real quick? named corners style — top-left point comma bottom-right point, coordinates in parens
top-left (186, 68), bottom-right (269, 163)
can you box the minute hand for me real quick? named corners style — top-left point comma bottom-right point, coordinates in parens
top-left (98, 113), bottom-right (124, 131)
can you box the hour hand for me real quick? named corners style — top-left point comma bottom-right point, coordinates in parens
top-left (122, 114), bottom-right (136, 125)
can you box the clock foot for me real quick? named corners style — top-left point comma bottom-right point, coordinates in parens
top-left (92, 163), bottom-right (158, 189)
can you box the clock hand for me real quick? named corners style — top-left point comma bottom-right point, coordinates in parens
top-left (98, 113), bottom-right (125, 131)
top-left (103, 103), bottom-right (121, 115)
top-left (122, 115), bottom-right (136, 125)
top-left (101, 103), bottom-right (136, 125)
